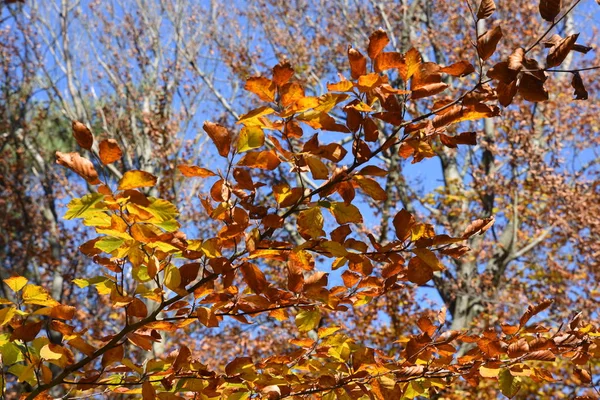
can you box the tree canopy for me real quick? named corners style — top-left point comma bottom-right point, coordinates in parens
top-left (1, 0), bottom-right (599, 398)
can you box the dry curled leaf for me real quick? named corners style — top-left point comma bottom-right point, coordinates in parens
top-left (72, 121), bottom-right (94, 150)
top-left (55, 151), bottom-right (101, 184)
top-left (477, 0), bottom-right (496, 19)
top-left (539, 0), bottom-right (561, 21)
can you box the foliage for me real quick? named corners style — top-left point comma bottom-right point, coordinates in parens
top-left (1, 0), bottom-right (600, 399)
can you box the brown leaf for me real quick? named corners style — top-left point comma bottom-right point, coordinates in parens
top-left (440, 61), bottom-right (475, 77)
top-left (518, 74), bottom-right (548, 102)
top-left (508, 48), bottom-right (525, 71)
top-left (10, 321), bottom-right (43, 342)
top-left (240, 262), bottom-right (268, 294)
top-left (368, 29), bottom-right (389, 59)
top-left (203, 121), bottom-right (232, 158)
top-left (477, 0), bottom-right (496, 19)
top-left (245, 76), bottom-right (276, 102)
top-left (407, 257), bottom-right (433, 285)
top-left (98, 139), bottom-right (122, 165)
top-left (55, 151), bottom-right (101, 185)
top-left (519, 299), bottom-right (553, 328)
top-left (497, 80), bottom-right (519, 107)
top-left (539, 0), bottom-right (561, 21)
top-left (393, 210), bottom-right (415, 241)
top-left (477, 25), bottom-right (503, 61)
top-left (463, 216), bottom-right (495, 238)
top-left (546, 33), bottom-right (578, 68)
top-left (507, 339), bottom-right (530, 358)
top-left (440, 132), bottom-right (477, 148)
top-left (272, 61), bottom-right (294, 86)
top-left (72, 121), bottom-right (94, 150)
top-left (101, 344), bottom-right (124, 368)
top-left (571, 72), bottom-right (588, 100)
top-left (128, 298), bottom-right (148, 318)
top-left (348, 46), bottom-right (367, 79)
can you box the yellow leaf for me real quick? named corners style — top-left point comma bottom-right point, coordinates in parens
top-left (297, 207), bottom-right (325, 240)
top-left (118, 170), bottom-right (158, 190)
top-left (295, 308), bottom-right (321, 332)
top-left (480, 366), bottom-right (501, 378)
top-left (237, 126), bottom-right (265, 153)
top-left (40, 344), bottom-right (63, 361)
top-left (0, 307), bottom-right (16, 326)
top-left (163, 264), bottom-right (181, 292)
top-left (22, 285), bottom-right (59, 307)
top-left (201, 238), bottom-right (222, 258)
top-left (328, 202), bottom-right (363, 224)
top-left (4, 276), bottom-right (28, 292)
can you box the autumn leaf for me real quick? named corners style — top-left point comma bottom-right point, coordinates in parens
top-left (477, 25), bottom-right (503, 61)
top-left (353, 175), bottom-right (387, 201)
top-left (203, 121), bottom-right (232, 157)
top-left (237, 150), bottom-right (280, 170)
top-left (393, 209), bottom-right (416, 241)
top-left (367, 29), bottom-right (389, 59)
top-left (295, 308), bottom-right (321, 332)
top-left (240, 262), bottom-right (268, 294)
top-left (328, 202), bottom-right (363, 224)
top-left (546, 33), bottom-right (578, 68)
top-left (245, 76), bottom-right (276, 102)
top-left (237, 126), bottom-right (265, 152)
top-left (440, 61), bottom-right (475, 77)
top-left (178, 165), bottom-right (217, 178)
top-left (72, 120), bottom-right (94, 150)
top-left (272, 61), bottom-right (294, 86)
top-left (571, 72), bottom-right (588, 100)
top-left (56, 151), bottom-right (101, 185)
top-left (539, 0), bottom-right (562, 21)
top-left (297, 207), bottom-right (325, 239)
top-left (407, 257), bottom-right (433, 285)
top-left (477, 0), bottom-right (496, 19)
top-left (118, 170), bottom-right (158, 190)
top-left (4, 276), bottom-right (28, 292)
top-left (348, 46), bottom-right (367, 79)
top-left (98, 139), bottom-right (122, 165)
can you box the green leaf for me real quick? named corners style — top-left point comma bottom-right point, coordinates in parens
top-left (499, 369), bottom-right (521, 398)
top-left (295, 308), bottom-right (321, 332)
top-left (237, 126), bottom-right (264, 152)
top-left (94, 237), bottom-right (125, 254)
top-left (64, 193), bottom-right (105, 220)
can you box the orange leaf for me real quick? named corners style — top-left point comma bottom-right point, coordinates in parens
top-left (348, 46), bottom-right (367, 79)
top-left (245, 76), bottom-right (276, 102)
top-left (178, 165), bottom-right (217, 178)
top-left (203, 121), bottom-right (232, 157)
top-left (55, 151), bottom-right (101, 185)
top-left (367, 29), bottom-right (389, 59)
top-left (374, 52), bottom-right (406, 74)
top-left (280, 82), bottom-right (305, 107)
top-left (240, 262), bottom-right (268, 294)
top-left (440, 61), bottom-right (475, 77)
top-left (237, 150), bottom-right (281, 170)
top-left (393, 209), bottom-right (416, 241)
top-left (272, 61), bottom-right (294, 86)
top-left (98, 139), bottom-right (122, 165)
top-left (72, 120), bottom-right (94, 150)
top-left (404, 48), bottom-right (422, 81)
